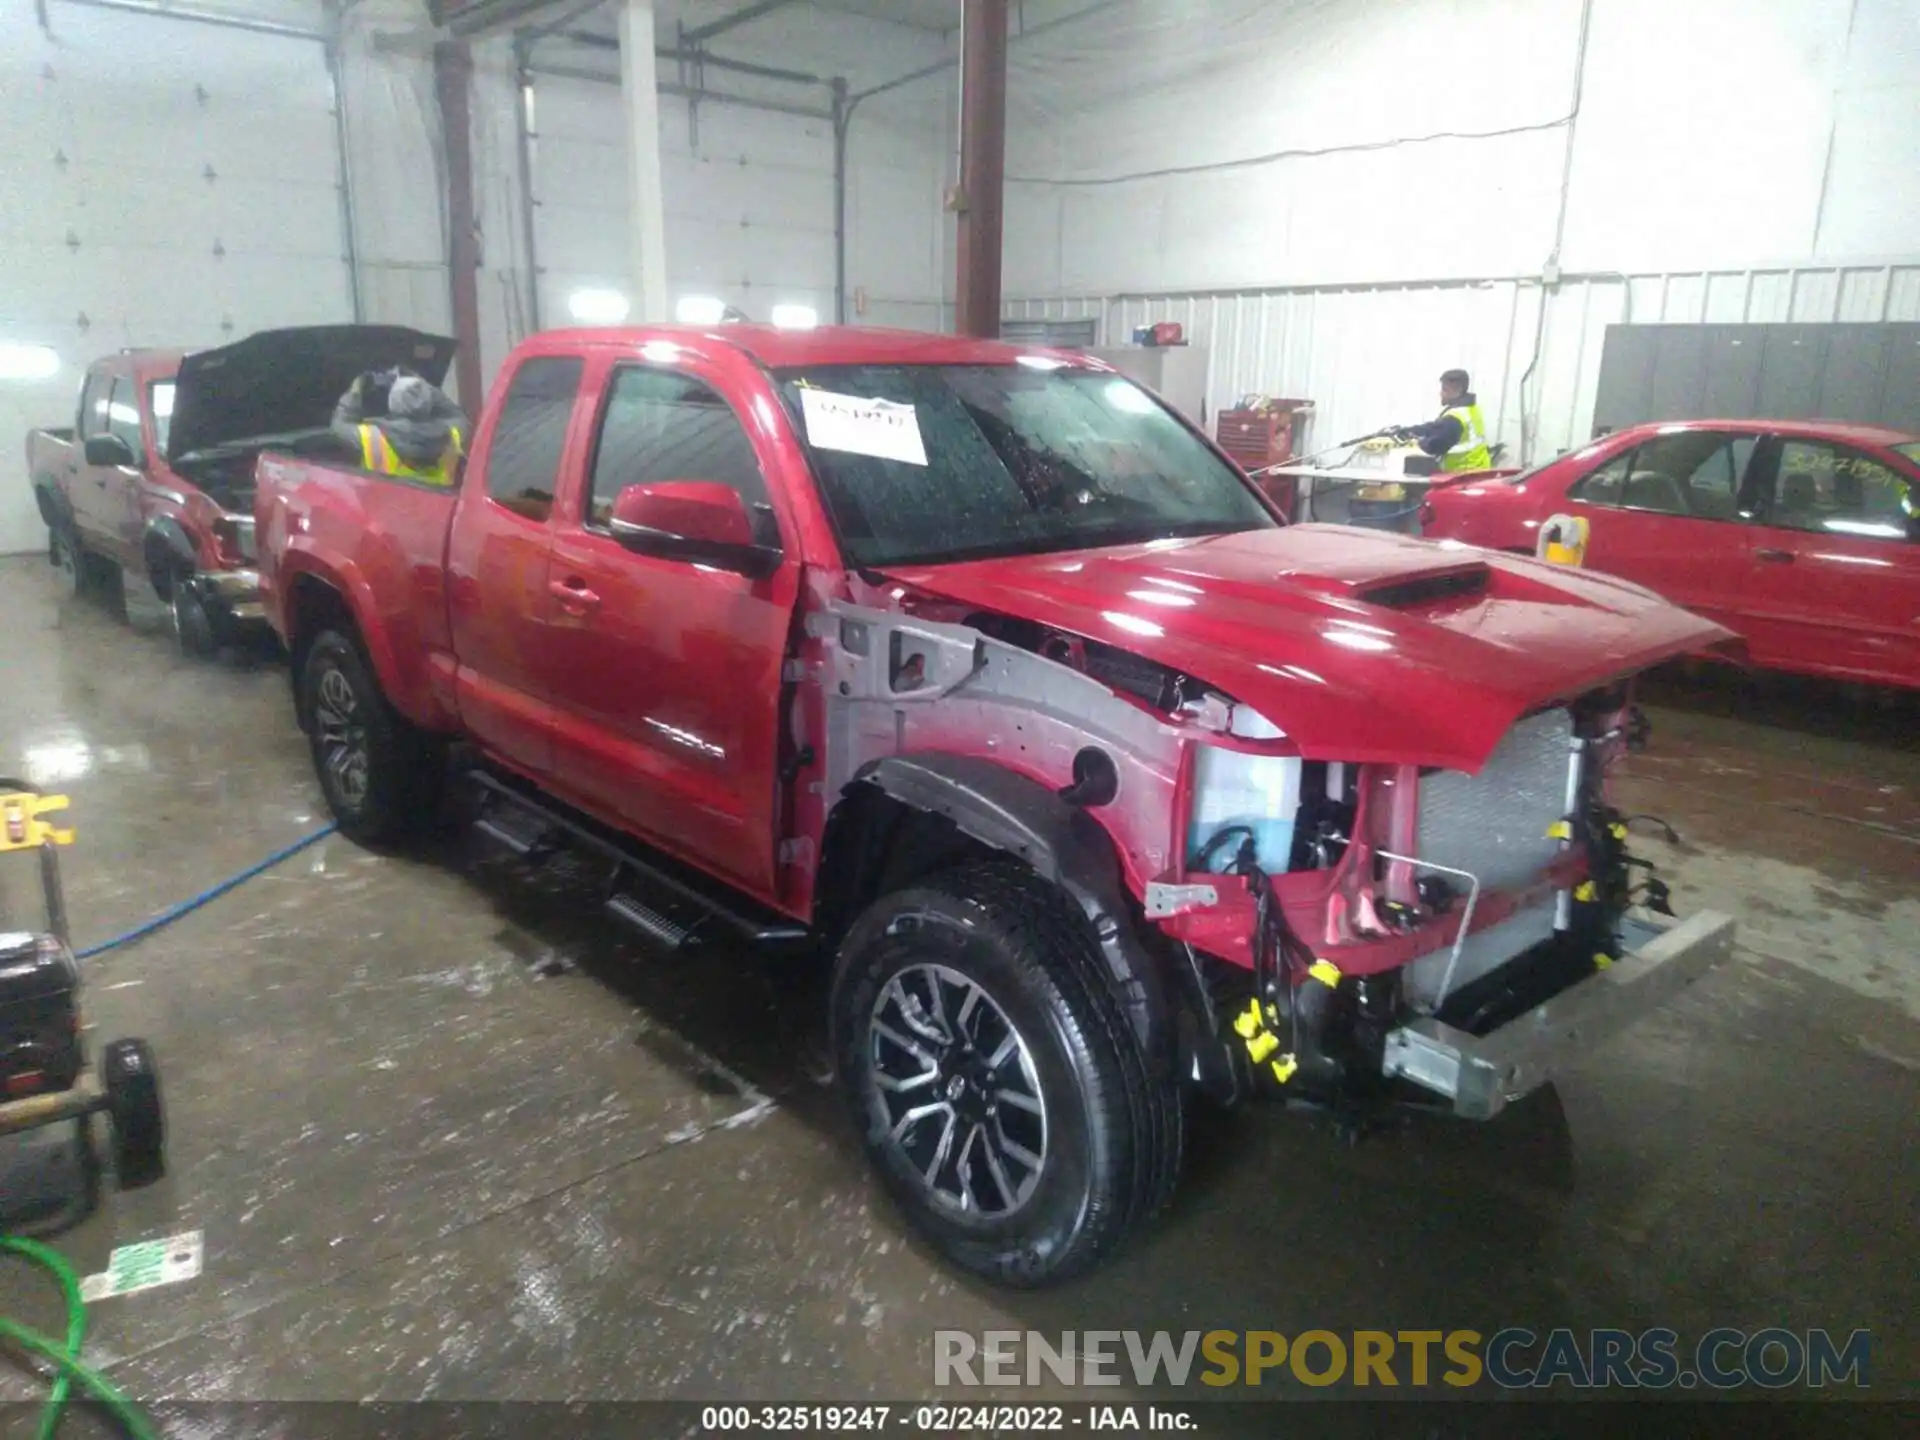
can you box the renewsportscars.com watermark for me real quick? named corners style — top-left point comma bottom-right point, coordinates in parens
top-left (934, 1328), bottom-right (1872, 1391)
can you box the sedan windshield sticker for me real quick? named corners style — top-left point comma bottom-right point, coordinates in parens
top-left (800, 388), bottom-right (928, 467)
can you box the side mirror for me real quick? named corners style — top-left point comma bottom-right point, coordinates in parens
top-left (608, 482), bottom-right (781, 579)
top-left (84, 433), bottom-right (138, 468)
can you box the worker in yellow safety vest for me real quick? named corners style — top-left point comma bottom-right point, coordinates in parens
top-left (331, 369), bottom-right (468, 484)
top-left (1399, 368), bottom-right (1492, 472)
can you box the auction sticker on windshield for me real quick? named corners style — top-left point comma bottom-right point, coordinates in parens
top-left (800, 387), bottom-right (928, 467)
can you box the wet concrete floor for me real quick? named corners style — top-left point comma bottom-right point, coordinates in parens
top-left (0, 554), bottom-right (1913, 1419)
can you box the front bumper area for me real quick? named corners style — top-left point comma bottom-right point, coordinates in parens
top-left (184, 568), bottom-right (266, 627)
top-left (1381, 909), bottom-right (1735, 1119)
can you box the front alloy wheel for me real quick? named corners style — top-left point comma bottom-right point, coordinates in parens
top-left (869, 963), bottom-right (1048, 1219)
top-left (833, 863), bottom-right (1182, 1286)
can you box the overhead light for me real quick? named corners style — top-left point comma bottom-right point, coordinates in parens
top-left (675, 295), bottom-right (727, 325)
top-left (0, 342), bottom-right (59, 381)
top-left (771, 303), bottom-right (818, 330)
top-left (568, 288), bottom-right (630, 324)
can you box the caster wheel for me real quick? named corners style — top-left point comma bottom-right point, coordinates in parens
top-left (102, 1038), bottom-right (165, 1187)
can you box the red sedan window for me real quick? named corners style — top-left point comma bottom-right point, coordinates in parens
top-left (1767, 440), bottom-right (1913, 539)
top-left (1572, 431), bottom-right (1755, 521)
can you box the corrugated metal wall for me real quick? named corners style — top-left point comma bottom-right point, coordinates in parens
top-left (1007, 262), bottom-right (1920, 463)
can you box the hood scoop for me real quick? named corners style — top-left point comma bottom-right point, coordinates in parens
top-left (1356, 564), bottom-right (1490, 610)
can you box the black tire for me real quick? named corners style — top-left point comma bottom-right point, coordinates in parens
top-left (832, 862), bottom-right (1181, 1286)
top-left (298, 628), bottom-right (445, 844)
top-left (102, 1038), bottom-right (164, 1187)
top-left (170, 579), bottom-right (220, 658)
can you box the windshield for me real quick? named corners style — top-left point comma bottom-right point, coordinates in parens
top-left (1896, 442), bottom-right (1920, 466)
top-left (149, 382), bottom-right (175, 454)
top-left (776, 364), bottom-right (1275, 568)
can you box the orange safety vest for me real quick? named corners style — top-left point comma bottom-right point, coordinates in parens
top-left (358, 423), bottom-right (462, 485)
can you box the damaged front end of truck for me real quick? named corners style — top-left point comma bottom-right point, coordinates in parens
top-left (798, 529), bottom-right (1737, 1128)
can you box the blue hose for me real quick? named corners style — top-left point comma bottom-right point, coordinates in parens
top-left (74, 824), bottom-right (339, 961)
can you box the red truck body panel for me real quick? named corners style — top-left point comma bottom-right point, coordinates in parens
top-left (257, 453), bottom-right (458, 730)
top-left (258, 324), bottom-right (1736, 948)
top-left (884, 524), bottom-right (1724, 774)
top-left (1421, 418), bottom-right (1920, 690)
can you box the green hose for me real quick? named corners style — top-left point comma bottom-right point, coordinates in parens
top-left (0, 1238), bottom-right (157, 1440)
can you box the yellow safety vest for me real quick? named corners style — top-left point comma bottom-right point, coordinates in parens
top-left (359, 423), bottom-right (462, 485)
top-left (1441, 403), bottom-right (1491, 472)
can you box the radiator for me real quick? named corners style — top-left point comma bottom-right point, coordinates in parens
top-left (1416, 707), bottom-right (1575, 896)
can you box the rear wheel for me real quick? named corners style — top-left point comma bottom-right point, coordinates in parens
top-left (50, 525), bottom-right (88, 599)
top-left (299, 629), bottom-right (445, 844)
top-left (832, 862), bottom-right (1181, 1286)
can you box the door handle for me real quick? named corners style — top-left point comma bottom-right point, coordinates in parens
top-left (548, 577), bottom-right (602, 614)
top-left (1754, 547), bottom-right (1795, 563)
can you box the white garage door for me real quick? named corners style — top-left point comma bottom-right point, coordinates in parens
top-left (529, 74), bottom-right (835, 329)
top-left (0, 4), bottom-right (352, 554)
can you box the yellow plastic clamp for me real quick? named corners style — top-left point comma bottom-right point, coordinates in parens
top-left (1307, 959), bottom-right (1343, 989)
top-left (1232, 999), bottom-right (1283, 1066)
top-left (1546, 820), bottom-right (1573, 841)
top-left (1593, 952), bottom-right (1614, 971)
top-left (1610, 822), bottom-right (1629, 841)
top-left (1231, 999), bottom-right (1263, 1039)
top-left (1270, 1054), bottom-right (1300, 1085)
top-left (1574, 881), bottom-right (1597, 902)
top-left (0, 792), bottom-right (74, 853)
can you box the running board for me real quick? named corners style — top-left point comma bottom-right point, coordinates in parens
top-left (604, 893), bottom-right (690, 951)
top-left (467, 769), bottom-right (811, 950)
top-left (473, 809), bottom-right (556, 858)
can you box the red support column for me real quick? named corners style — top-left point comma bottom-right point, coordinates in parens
top-left (954, 0), bottom-right (1008, 338)
top-left (435, 40), bottom-right (485, 411)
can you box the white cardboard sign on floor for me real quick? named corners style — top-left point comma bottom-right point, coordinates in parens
top-left (80, 1230), bottom-right (203, 1302)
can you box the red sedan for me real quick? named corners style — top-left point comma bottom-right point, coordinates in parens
top-left (1419, 419), bottom-right (1920, 690)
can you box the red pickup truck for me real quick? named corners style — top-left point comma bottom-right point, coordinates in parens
top-left (27, 326), bottom-right (451, 655)
top-left (257, 325), bottom-right (1737, 1285)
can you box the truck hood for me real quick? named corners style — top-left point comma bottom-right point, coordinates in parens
top-left (883, 525), bottom-right (1735, 773)
top-left (166, 325), bottom-right (456, 464)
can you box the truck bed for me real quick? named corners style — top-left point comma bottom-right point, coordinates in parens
top-left (254, 452), bottom-right (459, 716)
top-left (27, 427), bottom-right (75, 477)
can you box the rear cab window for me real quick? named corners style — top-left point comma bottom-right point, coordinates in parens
top-left (484, 355), bottom-right (584, 520)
